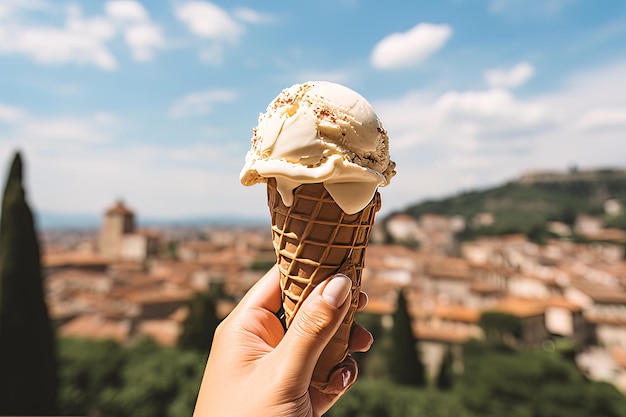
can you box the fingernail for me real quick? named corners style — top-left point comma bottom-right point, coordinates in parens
top-left (322, 274), bottom-right (351, 308)
top-left (341, 367), bottom-right (352, 388)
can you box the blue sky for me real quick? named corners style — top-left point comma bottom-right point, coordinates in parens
top-left (1, 0), bottom-right (625, 223)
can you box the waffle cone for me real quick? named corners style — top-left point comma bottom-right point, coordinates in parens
top-left (266, 177), bottom-right (381, 391)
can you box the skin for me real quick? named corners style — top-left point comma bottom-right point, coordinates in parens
top-left (193, 265), bottom-right (373, 417)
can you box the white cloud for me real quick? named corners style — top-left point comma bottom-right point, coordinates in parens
top-left (169, 89), bottom-right (238, 118)
top-left (0, 0), bottom-right (50, 19)
top-left (95, 111), bottom-right (118, 122)
top-left (484, 61), bottom-right (535, 89)
top-left (123, 22), bottom-right (165, 61)
top-left (16, 118), bottom-right (113, 144)
top-left (0, 5), bottom-right (117, 69)
top-left (372, 61), bottom-right (626, 211)
top-left (105, 1), bottom-right (166, 61)
top-left (233, 7), bottom-right (276, 24)
top-left (371, 23), bottom-right (452, 70)
top-left (173, 3), bottom-right (274, 66)
top-left (105, 0), bottom-right (149, 22)
top-left (0, 104), bottom-right (26, 123)
top-left (574, 107), bottom-right (626, 132)
top-left (0, 2), bottom-right (167, 69)
top-left (175, 1), bottom-right (243, 41)
top-left (0, 106), bottom-right (255, 218)
top-left (0, 137), bottom-right (251, 218)
top-left (434, 88), bottom-right (551, 137)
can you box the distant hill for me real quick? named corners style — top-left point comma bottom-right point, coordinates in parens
top-left (398, 168), bottom-right (626, 238)
top-left (35, 212), bottom-right (267, 231)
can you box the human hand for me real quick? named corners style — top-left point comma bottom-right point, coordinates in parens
top-left (193, 265), bottom-right (373, 417)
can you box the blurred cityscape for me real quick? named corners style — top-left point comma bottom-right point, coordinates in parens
top-left (42, 173), bottom-right (626, 393)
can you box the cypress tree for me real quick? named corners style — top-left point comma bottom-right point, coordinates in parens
top-left (0, 152), bottom-right (58, 415)
top-left (388, 289), bottom-right (426, 386)
top-left (178, 289), bottom-right (221, 354)
top-left (436, 345), bottom-right (454, 390)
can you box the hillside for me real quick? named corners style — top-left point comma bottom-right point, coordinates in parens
top-left (399, 168), bottom-right (626, 238)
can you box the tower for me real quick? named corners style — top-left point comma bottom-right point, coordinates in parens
top-left (99, 200), bottom-right (135, 259)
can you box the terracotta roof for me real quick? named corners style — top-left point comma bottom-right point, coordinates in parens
top-left (168, 306), bottom-right (189, 323)
top-left (425, 257), bottom-right (472, 280)
top-left (585, 314), bottom-right (626, 325)
top-left (42, 252), bottom-right (110, 268)
top-left (582, 228), bottom-right (626, 243)
top-left (511, 273), bottom-right (558, 286)
top-left (470, 281), bottom-right (505, 295)
top-left (363, 297), bottom-right (395, 315)
top-left (366, 244), bottom-right (423, 259)
top-left (216, 299), bottom-right (238, 318)
top-left (46, 267), bottom-right (108, 283)
top-left (420, 213), bottom-right (450, 222)
top-left (135, 319), bottom-right (180, 346)
top-left (474, 234), bottom-right (528, 244)
top-left (611, 347), bottom-right (626, 369)
top-left (602, 262), bottom-right (626, 280)
top-left (488, 296), bottom-right (546, 318)
top-left (387, 213), bottom-right (417, 223)
top-left (544, 296), bottom-right (583, 312)
top-left (570, 277), bottom-right (626, 304)
top-left (108, 261), bottom-right (146, 272)
top-left (106, 200), bottom-right (134, 216)
top-left (135, 228), bottom-right (160, 238)
top-left (434, 305), bottom-right (481, 323)
top-left (179, 240), bottom-right (219, 252)
top-left (414, 322), bottom-right (478, 344)
top-left (124, 287), bottom-right (194, 304)
top-left (59, 314), bottom-right (130, 342)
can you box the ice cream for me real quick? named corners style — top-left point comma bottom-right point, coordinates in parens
top-left (240, 81), bottom-right (394, 391)
top-left (240, 81), bottom-right (395, 214)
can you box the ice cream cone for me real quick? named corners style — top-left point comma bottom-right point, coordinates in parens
top-left (267, 177), bottom-right (381, 391)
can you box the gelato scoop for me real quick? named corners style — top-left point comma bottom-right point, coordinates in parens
top-left (240, 81), bottom-right (394, 391)
top-left (240, 81), bottom-right (396, 214)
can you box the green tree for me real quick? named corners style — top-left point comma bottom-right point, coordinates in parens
top-left (388, 290), bottom-right (426, 387)
top-left (436, 345), bottom-right (454, 391)
top-left (461, 346), bottom-right (626, 417)
top-left (352, 312), bottom-right (386, 378)
top-left (558, 205), bottom-right (578, 227)
top-left (479, 311), bottom-right (522, 347)
top-left (178, 289), bottom-right (221, 353)
top-left (99, 338), bottom-right (204, 417)
top-left (57, 337), bottom-right (125, 415)
top-left (327, 380), bottom-right (473, 417)
top-left (0, 152), bottom-right (58, 415)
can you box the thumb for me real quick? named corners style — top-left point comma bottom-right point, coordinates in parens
top-left (274, 274), bottom-right (352, 380)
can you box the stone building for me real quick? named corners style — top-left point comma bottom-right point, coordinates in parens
top-left (98, 200), bottom-right (159, 261)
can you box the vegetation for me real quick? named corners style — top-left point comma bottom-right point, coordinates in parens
top-left (58, 337), bottom-right (205, 417)
top-left (479, 311), bottom-right (523, 346)
top-left (352, 312), bottom-right (390, 380)
top-left (460, 342), bottom-right (626, 417)
top-left (0, 152), bottom-right (58, 415)
top-left (435, 345), bottom-right (454, 391)
top-left (399, 173), bottom-right (626, 241)
top-left (55, 334), bottom-right (626, 417)
top-left (388, 290), bottom-right (426, 386)
top-left (249, 257), bottom-right (277, 271)
top-left (327, 339), bottom-right (626, 417)
top-left (2, 153), bottom-right (626, 415)
top-left (178, 289), bottom-right (221, 354)
top-left (326, 381), bottom-right (473, 417)
top-left (57, 338), bottom-right (125, 415)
